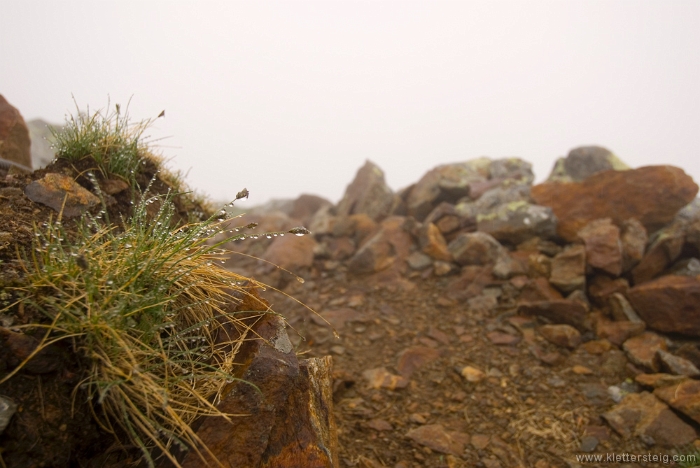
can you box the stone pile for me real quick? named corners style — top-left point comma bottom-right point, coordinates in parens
top-left (231, 146), bottom-right (700, 451)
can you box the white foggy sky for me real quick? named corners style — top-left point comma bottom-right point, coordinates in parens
top-left (1, 1), bottom-right (699, 209)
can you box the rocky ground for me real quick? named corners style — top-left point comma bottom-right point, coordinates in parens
top-left (221, 146), bottom-right (700, 468)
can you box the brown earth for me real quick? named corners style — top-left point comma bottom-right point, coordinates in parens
top-left (258, 268), bottom-right (689, 468)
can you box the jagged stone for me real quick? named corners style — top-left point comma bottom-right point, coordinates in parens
top-left (347, 216), bottom-right (412, 275)
top-left (635, 373), bottom-right (689, 389)
top-left (602, 391), bottom-right (696, 447)
top-left (538, 324), bottom-right (581, 349)
top-left (627, 275), bottom-right (700, 336)
top-left (595, 318), bottom-right (645, 347)
top-left (608, 293), bottom-right (642, 323)
top-left (547, 146), bottom-right (628, 182)
top-left (447, 232), bottom-right (505, 266)
top-left (531, 165), bottom-right (699, 242)
top-left (362, 367), bottom-right (409, 390)
top-left (455, 184), bottom-right (531, 221)
top-left (620, 218), bottom-right (647, 272)
top-left (654, 380), bottom-right (700, 425)
top-left (549, 245), bottom-right (586, 293)
top-left (477, 201), bottom-right (557, 245)
top-left (632, 228), bottom-right (685, 284)
top-left (657, 350), bottom-right (700, 378)
top-left (406, 251), bottom-right (432, 271)
top-left (183, 315), bottom-right (338, 468)
top-left (406, 424), bottom-right (468, 456)
top-left (417, 222), bottom-right (452, 262)
top-left (336, 160), bottom-right (399, 222)
top-left (622, 332), bottom-right (667, 372)
top-left (492, 252), bottom-right (527, 280)
top-left (517, 277), bottom-right (563, 302)
top-left (518, 299), bottom-right (588, 330)
top-left (24, 173), bottom-right (100, 218)
top-left (588, 275), bottom-right (629, 305)
top-left (406, 159), bottom-right (490, 220)
top-left (396, 346), bottom-right (440, 378)
top-left (262, 234), bottom-right (318, 272)
top-left (577, 218), bottom-right (623, 276)
top-left (489, 158), bottom-right (534, 185)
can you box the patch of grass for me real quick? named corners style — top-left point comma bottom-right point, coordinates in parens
top-left (52, 99), bottom-right (154, 188)
top-left (2, 182), bottom-right (307, 467)
top-left (3, 185), bottom-right (308, 466)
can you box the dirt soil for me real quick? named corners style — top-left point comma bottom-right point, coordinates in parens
top-left (266, 269), bottom-right (682, 468)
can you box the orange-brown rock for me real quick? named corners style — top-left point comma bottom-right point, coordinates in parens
top-left (588, 275), bottom-right (629, 305)
top-left (602, 392), bottom-right (696, 447)
top-left (518, 277), bottom-right (563, 302)
top-left (347, 216), bottom-right (412, 274)
top-left (627, 275), bottom-right (700, 336)
top-left (262, 234), bottom-right (318, 272)
top-left (595, 319), bottom-right (645, 347)
top-left (518, 299), bottom-right (588, 330)
top-left (405, 424), bottom-right (469, 456)
top-left (182, 315), bottom-right (338, 468)
top-left (24, 173), bottom-right (100, 218)
top-left (549, 245), bottom-right (586, 293)
top-left (396, 346), bottom-right (440, 378)
top-left (362, 367), bottom-right (409, 390)
top-left (538, 324), bottom-right (581, 349)
top-left (576, 218), bottom-right (622, 276)
top-left (620, 218), bottom-right (647, 272)
top-left (622, 332), bottom-right (667, 372)
top-left (531, 166), bottom-right (698, 242)
top-left (0, 94), bottom-right (32, 171)
top-left (654, 380), bottom-right (700, 425)
top-left (336, 160), bottom-right (399, 222)
top-left (417, 222), bottom-right (452, 262)
top-left (289, 194), bottom-right (332, 226)
top-left (631, 229), bottom-right (685, 284)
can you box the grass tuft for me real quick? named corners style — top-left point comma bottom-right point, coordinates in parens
top-left (5, 184), bottom-right (279, 467)
top-left (52, 98), bottom-right (154, 188)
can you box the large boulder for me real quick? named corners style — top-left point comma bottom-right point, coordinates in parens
top-left (406, 158), bottom-right (490, 221)
top-left (627, 275), bottom-right (700, 336)
top-left (547, 146), bottom-right (629, 182)
top-left (0, 94), bottom-right (32, 171)
top-left (531, 166), bottom-right (699, 242)
top-left (336, 160), bottom-right (399, 222)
